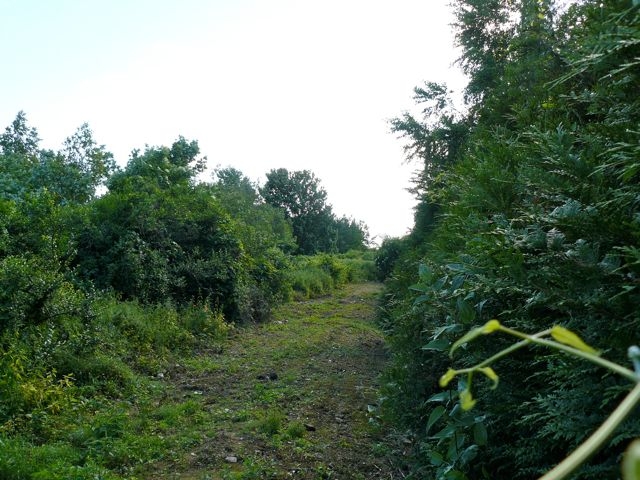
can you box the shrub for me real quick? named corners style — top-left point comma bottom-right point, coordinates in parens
top-left (288, 266), bottom-right (333, 299)
top-left (374, 237), bottom-right (406, 281)
top-left (0, 255), bottom-right (87, 332)
top-left (315, 254), bottom-right (348, 286)
top-left (0, 342), bottom-right (75, 423)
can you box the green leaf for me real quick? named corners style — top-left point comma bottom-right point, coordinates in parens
top-left (418, 263), bottom-right (433, 282)
top-left (427, 391), bottom-right (452, 403)
top-left (426, 406), bottom-right (446, 434)
top-left (429, 450), bottom-right (444, 466)
top-left (446, 263), bottom-right (472, 274)
top-left (444, 470), bottom-right (469, 480)
top-left (451, 274), bottom-right (465, 290)
top-left (433, 323), bottom-right (463, 339)
top-left (432, 423), bottom-right (457, 440)
top-left (422, 338), bottom-right (450, 351)
top-left (460, 445), bottom-right (479, 465)
top-left (473, 422), bottom-right (488, 446)
top-left (457, 298), bottom-right (476, 324)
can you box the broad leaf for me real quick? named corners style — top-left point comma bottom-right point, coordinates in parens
top-left (422, 338), bottom-right (451, 351)
top-left (426, 406), bottom-right (446, 434)
top-left (473, 422), bottom-right (488, 446)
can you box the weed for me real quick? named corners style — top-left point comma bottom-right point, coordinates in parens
top-left (283, 420), bottom-right (306, 440)
top-left (255, 410), bottom-right (285, 436)
top-left (220, 457), bottom-right (280, 479)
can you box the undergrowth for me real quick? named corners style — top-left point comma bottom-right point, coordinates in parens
top-left (0, 251), bottom-right (381, 479)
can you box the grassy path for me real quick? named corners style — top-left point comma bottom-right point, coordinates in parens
top-left (144, 283), bottom-right (397, 479)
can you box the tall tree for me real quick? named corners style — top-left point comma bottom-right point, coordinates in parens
top-left (261, 168), bottom-right (335, 254)
top-left (0, 111), bottom-right (39, 157)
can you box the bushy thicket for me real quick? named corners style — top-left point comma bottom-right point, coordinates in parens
top-left (381, 1), bottom-right (640, 479)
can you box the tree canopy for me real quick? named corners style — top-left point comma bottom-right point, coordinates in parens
top-left (261, 168), bottom-right (368, 254)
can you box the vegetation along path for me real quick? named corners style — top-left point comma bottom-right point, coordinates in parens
top-left (145, 282), bottom-right (397, 479)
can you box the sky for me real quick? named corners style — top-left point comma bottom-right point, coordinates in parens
top-left (0, 0), bottom-right (466, 242)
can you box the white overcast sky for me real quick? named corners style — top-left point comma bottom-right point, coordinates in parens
top-left (0, 0), bottom-right (466, 241)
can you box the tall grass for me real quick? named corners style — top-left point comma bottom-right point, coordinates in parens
top-left (287, 251), bottom-right (377, 299)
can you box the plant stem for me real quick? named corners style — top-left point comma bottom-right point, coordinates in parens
top-left (455, 329), bottom-right (551, 376)
top-left (500, 326), bottom-right (638, 382)
top-left (539, 381), bottom-right (640, 480)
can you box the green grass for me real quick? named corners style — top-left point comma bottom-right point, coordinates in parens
top-left (0, 282), bottom-right (395, 479)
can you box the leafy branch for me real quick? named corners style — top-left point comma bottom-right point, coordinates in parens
top-left (441, 320), bottom-right (640, 479)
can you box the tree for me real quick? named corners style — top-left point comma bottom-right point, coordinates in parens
top-left (212, 167), bottom-right (295, 254)
top-left (107, 136), bottom-right (205, 193)
top-left (77, 139), bottom-right (243, 314)
top-left (0, 112), bottom-right (40, 201)
top-left (0, 111), bottom-right (39, 157)
top-left (333, 216), bottom-right (369, 252)
top-left (261, 168), bottom-right (335, 254)
top-left (389, 82), bottom-right (468, 244)
top-left (59, 123), bottom-right (115, 197)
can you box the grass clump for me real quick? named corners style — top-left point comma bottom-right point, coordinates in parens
top-left (283, 420), bottom-right (306, 440)
top-left (288, 251), bottom-right (376, 299)
top-left (255, 410), bottom-right (286, 437)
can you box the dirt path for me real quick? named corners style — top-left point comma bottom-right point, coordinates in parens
top-left (144, 283), bottom-right (398, 479)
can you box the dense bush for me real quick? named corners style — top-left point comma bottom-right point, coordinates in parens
top-left (381, 1), bottom-right (640, 479)
top-left (374, 237), bottom-right (407, 281)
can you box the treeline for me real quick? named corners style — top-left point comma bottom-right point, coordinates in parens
top-left (0, 113), bottom-right (373, 477)
top-left (379, 1), bottom-right (640, 479)
top-left (0, 113), bottom-right (369, 323)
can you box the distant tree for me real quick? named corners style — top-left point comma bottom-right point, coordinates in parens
top-left (107, 136), bottom-right (205, 192)
top-left (374, 236), bottom-right (406, 281)
top-left (0, 111), bottom-right (39, 157)
top-left (334, 216), bottom-right (369, 252)
top-left (31, 125), bottom-right (115, 204)
top-left (261, 168), bottom-right (335, 254)
top-left (261, 169), bottom-right (329, 218)
top-left (59, 123), bottom-right (116, 194)
top-left (213, 166), bottom-right (258, 205)
top-left (0, 112), bottom-right (40, 200)
top-left (212, 167), bottom-right (295, 253)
